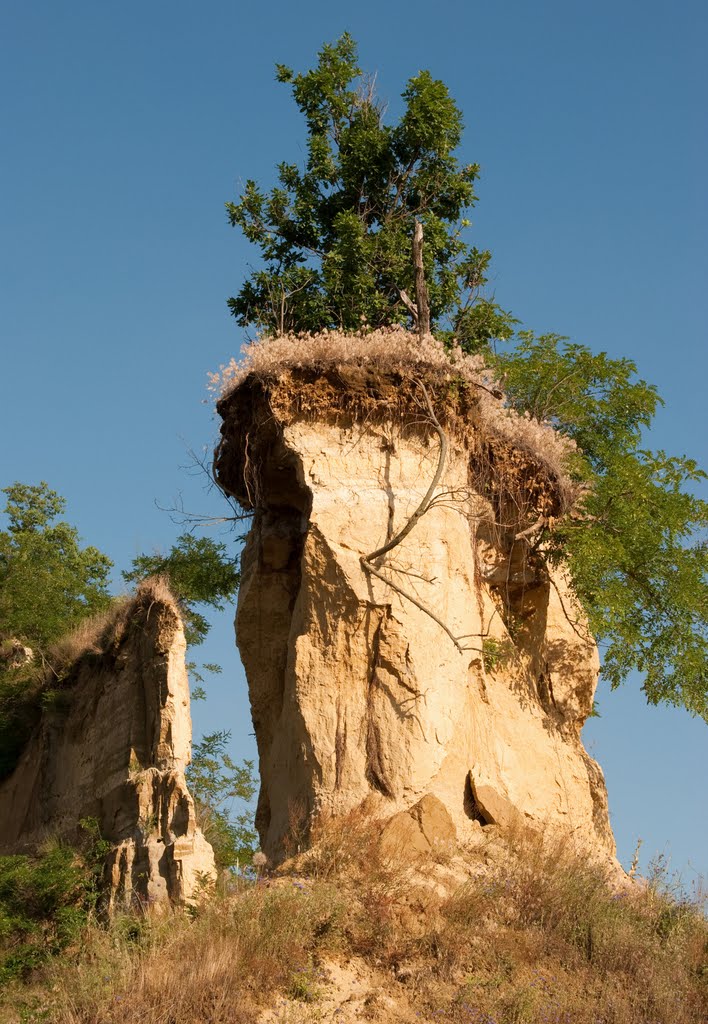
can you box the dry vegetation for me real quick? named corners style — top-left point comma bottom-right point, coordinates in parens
top-left (5, 812), bottom-right (706, 1024)
top-left (212, 330), bottom-right (582, 541)
top-left (15, 576), bottom-right (179, 686)
top-left (212, 331), bottom-right (575, 495)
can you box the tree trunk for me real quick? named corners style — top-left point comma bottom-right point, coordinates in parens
top-left (413, 220), bottom-right (431, 340)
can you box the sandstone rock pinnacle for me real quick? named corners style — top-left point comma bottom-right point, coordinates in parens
top-left (0, 582), bottom-right (216, 908)
top-left (215, 350), bottom-right (617, 867)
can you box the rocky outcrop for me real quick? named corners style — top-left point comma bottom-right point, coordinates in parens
top-left (380, 795), bottom-right (458, 860)
top-left (0, 584), bottom-right (215, 908)
top-left (216, 364), bottom-right (617, 867)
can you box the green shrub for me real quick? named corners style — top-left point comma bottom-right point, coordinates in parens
top-left (0, 668), bottom-right (43, 780)
top-left (0, 822), bottom-right (108, 984)
top-left (481, 638), bottom-right (516, 674)
top-left (186, 730), bottom-right (257, 872)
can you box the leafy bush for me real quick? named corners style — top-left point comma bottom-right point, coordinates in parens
top-left (481, 638), bottom-right (516, 674)
top-left (186, 730), bottom-right (258, 871)
top-left (0, 821), bottom-right (108, 984)
top-left (0, 483), bottom-right (112, 651)
top-left (495, 333), bottom-right (708, 718)
top-left (226, 33), bottom-right (514, 350)
top-left (123, 534), bottom-right (240, 648)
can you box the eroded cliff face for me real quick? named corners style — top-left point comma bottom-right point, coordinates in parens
top-left (217, 368), bottom-right (618, 864)
top-left (216, 371), bottom-right (616, 866)
top-left (0, 588), bottom-right (215, 908)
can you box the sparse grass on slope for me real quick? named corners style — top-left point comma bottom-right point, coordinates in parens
top-left (3, 813), bottom-right (706, 1024)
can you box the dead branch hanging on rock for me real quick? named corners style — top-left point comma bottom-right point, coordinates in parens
top-left (360, 380), bottom-right (484, 655)
top-left (365, 381), bottom-right (448, 562)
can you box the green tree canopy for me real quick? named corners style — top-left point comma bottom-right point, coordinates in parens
top-left (227, 32), bottom-right (514, 351)
top-left (0, 483), bottom-right (114, 778)
top-left (122, 533), bottom-right (240, 647)
top-left (0, 482), bottom-right (112, 650)
top-left (495, 335), bottom-right (708, 718)
top-left (227, 36), bottom-right (708, 720)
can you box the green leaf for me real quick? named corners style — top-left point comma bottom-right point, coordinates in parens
top-left (123, 534), bottom-right (240, 646)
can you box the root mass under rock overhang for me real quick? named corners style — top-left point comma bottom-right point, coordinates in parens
top-left (214, 358), bottom-right (578, 541)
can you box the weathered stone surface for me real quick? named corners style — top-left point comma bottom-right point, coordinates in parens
top-left (0, 590), bottom-right (215, 907)
top-left (218, 404), bottom-right (617, 867)
top-left (380, 795), bottom-right (457, 859)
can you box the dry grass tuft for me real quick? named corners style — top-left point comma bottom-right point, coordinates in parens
top-left (132, 574), bottom-right (182, 616)
top-left (41, 575), bottom-right (182, 682)
top-left (43, 601), bottom-right (133, 678)
top-left (208, 327), bottom-right (489, 397)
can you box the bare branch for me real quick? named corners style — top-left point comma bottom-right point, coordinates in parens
top-left (154, 497), bottom-right (251, 529)
top-left (361, 379), bottom-right (484, 656)
top-left (383, 563), bottom-right (438, 584)
top-left (364, 561), bottom-right (482, 654)
top-left (398, 288), bottom-right (418, 321)
top-left (364, 381), bottom-right (447, 562)
top-left (156, 444), bottom-right (252, 531)
top-left (514, 516), bottom-right (547, 542)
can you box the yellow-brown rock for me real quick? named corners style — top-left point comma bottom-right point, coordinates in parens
top-left (216, 362), bottom-right (617, 868)
top-left (0, 583), bottom-right (215, 908)
top-left (380, 795), bottom-right (458, 860)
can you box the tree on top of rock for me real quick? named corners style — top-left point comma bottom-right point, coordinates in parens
top-left (226, 32), bottom-right (515, 351)
top-left (226, 36), bottom-right (708, 721)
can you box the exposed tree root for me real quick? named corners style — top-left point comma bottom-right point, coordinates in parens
top-left (360, 380), bottom-right (484, 655)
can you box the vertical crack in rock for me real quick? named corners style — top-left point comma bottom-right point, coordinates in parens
top-left (463, 772), bottom-right (495, 826)
top-left (365, 610), bottom-right (394, 799)
top-left (537, 666), bottom-right (559, 716)
top-left (334, 698), bottom-right (347, 791)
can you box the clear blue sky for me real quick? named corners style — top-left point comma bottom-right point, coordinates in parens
top-left (1, 0), bottom-right (706, 880)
